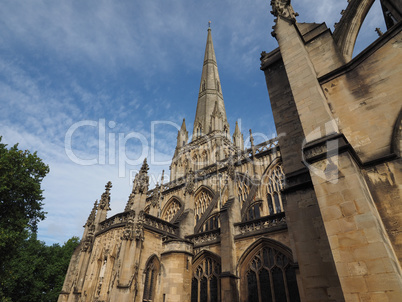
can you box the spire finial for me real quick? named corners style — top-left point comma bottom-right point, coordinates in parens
top-left (249, 129), bottom-right (254, 147)
top-left (208, 21), bottom-right (211, 28)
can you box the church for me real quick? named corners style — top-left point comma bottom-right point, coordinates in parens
top-left (59, 1), bottom-right (402, 301)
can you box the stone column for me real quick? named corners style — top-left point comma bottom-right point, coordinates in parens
top-left (160, 239), bottom-right (193, 302)
top-left (272, 2), bottom-right (402, 300)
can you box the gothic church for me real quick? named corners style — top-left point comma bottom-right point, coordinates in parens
top-left (59, 1), bottom-right (402, 301)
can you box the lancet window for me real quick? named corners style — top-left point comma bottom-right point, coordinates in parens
top-left (161, 199), bottom-right (181, 223)
top-left (194, 190), bottom-right (213, 226)
top-left (245, 246), bottom-right (300, 302)
top-left (143, 256), bottom-right (160, 302)
top-left (266, 164), bottom-right (284, 215)
top-left (237, 179), bottom-right (250, 207)
top-left (191, 256), bottom-right (221, 302)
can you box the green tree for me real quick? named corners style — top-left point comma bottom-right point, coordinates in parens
top-left (1, 234), bottom-right (80, 302)
top-left (0, 137), bottom-right (49, 299)
top-left (0, 137), bottom-right (49, 259)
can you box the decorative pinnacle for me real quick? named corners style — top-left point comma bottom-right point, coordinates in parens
top-left (249, 129), bottom-right (254, 147)
top-left (105, 181), bottom-right (112, 193)
top-left (161, 170), bottom-right (165, 184)
top-left (140, 158), bottom-right (149, 173)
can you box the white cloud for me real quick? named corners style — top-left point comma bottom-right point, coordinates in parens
top-left (0, 0), bottom-right (386, 245)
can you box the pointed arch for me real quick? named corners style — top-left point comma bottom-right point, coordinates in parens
top-left (160, 196), bottom-right (183, 223)
top-left (260, 160), bottom-right (285, 216)
top-left (333, 0), bottom-right (376, 61)
top-left (194, 186), bottom-right (218, 233)
top-left (191, 250), bottom-right (221, 302)
top-left (238, 238), bottom-right (300, 302)
top-left (143, 255), bottom-right (160, 302)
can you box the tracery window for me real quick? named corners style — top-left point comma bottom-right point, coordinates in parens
top-left (194, 190), bottom-right (213, 226)
top-left (266, 165), bottom-right (284, 215)
top-left (237, 179), bottom-right (250, 207)
top-left (161, 199), bottom-right (181, 222)
top-left (143, 257), bottom-right (159, 302)
top-left (191, 256), bottom-right (221, 302)
top-left (245, 246), bottom-right (300, 302)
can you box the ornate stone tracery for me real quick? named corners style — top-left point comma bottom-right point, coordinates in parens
top-left (161, 198), bottom-right (181, 222)
top-left (194, 189), bottom-right (213, 226)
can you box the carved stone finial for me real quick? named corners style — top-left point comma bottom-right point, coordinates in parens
top-left (249, 129), bottom-right (254, 148)
top-left (99, 181), bottom-right (112, 211)
top-left (132, 158), bottom-right (150, 195)
top-left (270, 0), bottom-right (299, 22)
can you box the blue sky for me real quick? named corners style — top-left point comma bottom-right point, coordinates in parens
top-left (0, 0), bottom-right (385, 245)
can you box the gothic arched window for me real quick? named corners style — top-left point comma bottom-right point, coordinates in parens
top-left (194, 190), bottom-right (213, 226)
top-left (237, 179), bottom-right (250, 207)
top-left (266, 164), bottom-right (284, 215)
top-left (191, 256), bottom-right (221, 302)
top-left (143, 256), bottom-right (160, 302)
top-left (242, 244), bottom-right (300, 302)
top-left (161, 199), bottom-right (181, 223)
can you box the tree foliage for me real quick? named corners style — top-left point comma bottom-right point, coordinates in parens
top-left (1, 234), bottom-right (80, 302)
top-left (0, 137), bottom-right (49, 264)
top-left (0, 138), bottom-right (80, 301)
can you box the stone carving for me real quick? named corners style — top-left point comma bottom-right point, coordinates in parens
top-left (132, 159), bottom-right (149, 194)
top-left (227, 156), bottom-right (235, 180)
top-left (124, 193), bottom-right (135, 212)
top-left (84, 200), bottom-right (98, 229)
top-left (184, 169), bottom-right (195, 195)
top-left (99, 182), bottom-right (112, 211)
top-left (270, 0), bottom-right (298, 23)
top-left (135, 211), bottom-right (145, 241)
top-left (121, 210), bottom-right (135, 241)
top-left (81, 224), bottom-right (95, 252)
top-left (151, 183), bottom-right (161, 207)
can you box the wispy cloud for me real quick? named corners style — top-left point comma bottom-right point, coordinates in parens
top-left (0, 0), bottom-right (386, 244)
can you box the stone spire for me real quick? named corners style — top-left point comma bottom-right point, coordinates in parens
top-left (132, 159), bottom-right (149, 195)
top-left (95, 181), bottom-right (112, 226)
top-left (193, 26), bottom-right (229, 140)
top-left (232, 121), bottom-right (244, 150)
top-left (176, 118), bottom-right (188, 149)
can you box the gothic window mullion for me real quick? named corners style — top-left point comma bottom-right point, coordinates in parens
top-left (282, 268), bottom-right (291, 302)
top-left (256, 270), bottom-right (263, 302)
